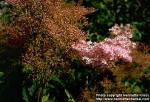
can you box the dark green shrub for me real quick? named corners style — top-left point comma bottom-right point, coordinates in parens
top-left (82, 0), bottom-right (150, 42)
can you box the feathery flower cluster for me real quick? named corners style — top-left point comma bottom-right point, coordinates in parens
top-left (72, 24), bottom-right (136, 67)
top-left (5, 0), bottom-right (24, 6)
top-left (3, 0), bottom-right (94, 82)
top-left (109, 24), bottom-right (133, 38)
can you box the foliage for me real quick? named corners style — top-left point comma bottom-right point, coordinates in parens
top-left (82, 0), bottom-right (150, 43)
top-left (0, 41), bottom-right (23, 101)
top-left (0, 72), bottom-right (4, 84)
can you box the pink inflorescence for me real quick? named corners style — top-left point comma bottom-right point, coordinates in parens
top-left (72, 24), bottom-right (136, 67)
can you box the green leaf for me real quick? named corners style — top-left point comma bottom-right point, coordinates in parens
top-left (50, 75), bottom-right (65, 87)
top-left (28, 81), bottom-right (37, 96)
top-left (65, 89), bottom-right (75, 102)
top-left (23, 64), bottom-right (33, 73)
top-left (133, 86), bottom-right (142, 93)
top-left (124, 81), bottom-right (130, 87)
top-left (47, 84), bottom-right (55, 89)
top-left (0, 13), bottom-right (11, 23)
top-left (22, 87), bottom-right (29, 102)
top-left (0, 72), bottom-right (4, 78)
top-left (133, 31), bottom-right (142, 41)
top-left (41, 94), bottom-right (49, 102)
